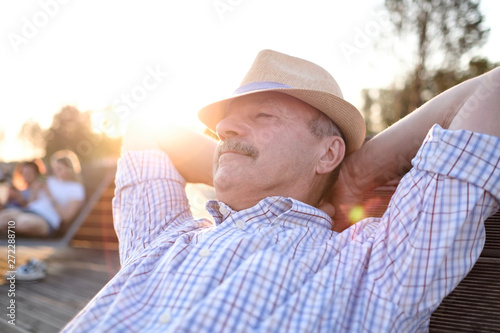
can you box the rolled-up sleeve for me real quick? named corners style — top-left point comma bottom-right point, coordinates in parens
top-left (113, 150), bottom-right (193, 265)
top-left (370, 125), bottom-right (500, 323)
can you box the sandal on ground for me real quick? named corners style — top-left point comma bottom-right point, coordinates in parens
top-left (14, 258), bottom-right (47, 282)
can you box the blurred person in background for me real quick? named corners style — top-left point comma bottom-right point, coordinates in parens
top-left (0, 159), bottom-right (46, 234)
top-left (0, 150), bottom-right (85, 237)
top-left (2, 150), bottom-right (86, 281)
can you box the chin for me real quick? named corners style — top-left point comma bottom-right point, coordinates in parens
top-left (213, 171), bottom-right (240, 190)
top-left (214, 184), bottom-right (244, 206)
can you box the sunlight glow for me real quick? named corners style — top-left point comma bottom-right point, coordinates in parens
top-left (0, 0), bottom-right (498, 162)
top-left (349, 205), bottom-right (366, 224)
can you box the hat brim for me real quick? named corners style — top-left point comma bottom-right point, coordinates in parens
top-left (198, 88), bottom-right (366, 154)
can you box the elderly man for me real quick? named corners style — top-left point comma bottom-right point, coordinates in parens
top-left (63, 50), bottom-right (500, 332)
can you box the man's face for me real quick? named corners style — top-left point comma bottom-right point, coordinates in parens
top-left (213, 92), bottom-right (326, 209)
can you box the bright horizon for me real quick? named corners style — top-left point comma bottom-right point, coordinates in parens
top-left (1, 0), bottom-right (499, 162)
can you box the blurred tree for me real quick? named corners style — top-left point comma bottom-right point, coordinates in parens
top-left (45, 106), bottom-right (97, 161)
top-left (379, 0), bottom-right (489, 120)
top-left (18, 106), bottom-right (122, 162)
top-left (363, 57), bottom-right (498, 134)
top-left (18, 119), bottom-right (45, 153)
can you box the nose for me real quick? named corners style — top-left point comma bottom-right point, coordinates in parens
top-left (215, 113), bottom-right (247, 141)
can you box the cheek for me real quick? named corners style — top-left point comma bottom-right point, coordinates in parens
top-left (275, 137), bottom-right (319, 172)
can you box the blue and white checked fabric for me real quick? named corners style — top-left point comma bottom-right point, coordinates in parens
top-left (63, 125), bottom-right (500, 332)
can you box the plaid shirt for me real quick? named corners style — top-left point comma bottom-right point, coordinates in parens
top-left (63, 125), bottom-right (500, 332)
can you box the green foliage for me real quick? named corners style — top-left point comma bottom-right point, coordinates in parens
top-left (18, 105), bottom-right (122, 162)
top-left (362, 58), bottom-right (499, 134)
top-left (385, 0), bottom-right (489, 69)
top-left (362, 0), bottom-right (492, 134)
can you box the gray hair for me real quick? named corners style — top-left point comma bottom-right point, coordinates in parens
top-left (308, 109), bottom-right (345, 194)
top-left (308, 109), bottom-right (344, 140)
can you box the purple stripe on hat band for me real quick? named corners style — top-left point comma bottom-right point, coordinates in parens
top-left (233, 81), bottom-right (292, 95)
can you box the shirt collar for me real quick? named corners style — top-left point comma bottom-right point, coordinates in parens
top-left (206, 196), bottom-right (333, 230)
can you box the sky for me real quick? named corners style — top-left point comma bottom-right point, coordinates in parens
top-left (1, 0), bottom-right (499, 162)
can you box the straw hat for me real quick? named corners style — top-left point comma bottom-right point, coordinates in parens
top-left (198, 49), bottom-right (366, 154)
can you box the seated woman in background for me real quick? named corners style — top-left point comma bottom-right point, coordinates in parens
top-left (0, 150), bottom-right (85, 237)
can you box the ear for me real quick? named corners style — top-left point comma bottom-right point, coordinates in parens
top-left (316, 136), bottom-right (345, 175)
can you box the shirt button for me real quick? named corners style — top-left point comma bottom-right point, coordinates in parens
top-left (200, 248), bottom-right (211, 257)
top-left (235, 220), bottom-right (245, 229)
top-left (159, 312), bottom-right (171, 323)
top-left (219, 204), bottom-right (228, 216)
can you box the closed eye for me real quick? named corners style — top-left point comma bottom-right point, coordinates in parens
top-left (257, 113), bottom-right (273, 118)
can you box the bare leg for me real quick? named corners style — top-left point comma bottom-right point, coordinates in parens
top-left (15, 213), bottom-right (50, 237)
top-left (0, 208), bottom-right (23, 235)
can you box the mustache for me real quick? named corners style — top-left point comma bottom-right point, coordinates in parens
top-left (217, 140), bottom-right (259, 159)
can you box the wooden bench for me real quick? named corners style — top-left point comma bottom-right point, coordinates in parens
top-left (362, 185), bottom-right (500, 332)
top-left (70, 177), bottom-right (118, 249)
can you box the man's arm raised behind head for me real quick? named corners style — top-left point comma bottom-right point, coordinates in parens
top-left (329, 66), bottom-right (500, 231)
top-left (448, 67), bottom-right (500, 135)
top-left (122, 120), bottom-right (217, 186)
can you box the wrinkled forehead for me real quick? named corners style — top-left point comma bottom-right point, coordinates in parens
top-left (224, 91), bottom-right (320, 120)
